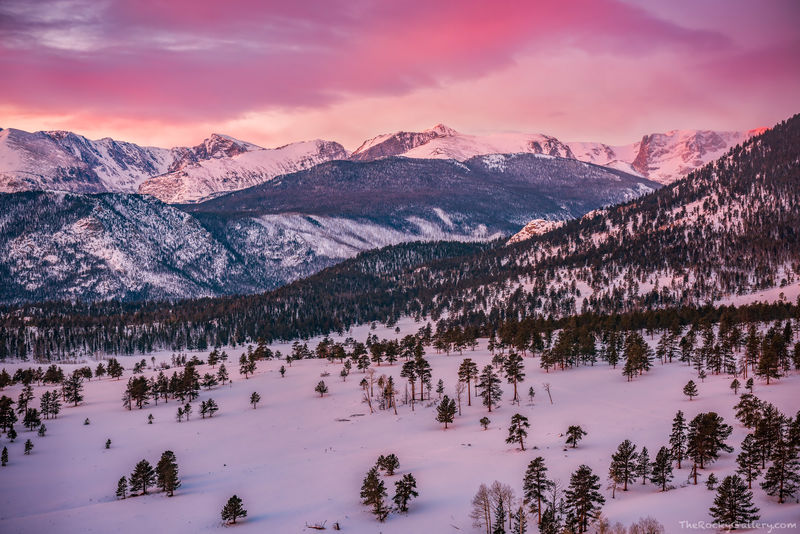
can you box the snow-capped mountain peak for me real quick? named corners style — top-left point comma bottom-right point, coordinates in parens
top-left (423, 123), bottom-right (458, 136)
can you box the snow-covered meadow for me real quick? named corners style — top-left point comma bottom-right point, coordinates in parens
top-left (0, 319), bottom-right (798, 533)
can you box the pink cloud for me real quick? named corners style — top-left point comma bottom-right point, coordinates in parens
top-left (0, 0), bottom-right (797, 146)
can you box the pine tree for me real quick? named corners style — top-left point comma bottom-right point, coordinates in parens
top-left (361, 466), bottom-right (390, 521)
top-left (315, 380), bottom-right (328, 397)
top-left (480, 416), bottom-right (490, 430)
top-left (221, 495), bottom-right (248, 524)
top-left (565, 425), bottom-right (587, 448)
top-left (1, 446), bottom-right (7, 466)
top-left (687, 412), bottom-right (733, 482)
top-left (477, 365), bottom-right (502, 412)
top-left (156, 450), bottom-right (181, 497)
top-left (565, 464), bottom-right (604, 533)
top-left (754, 404), bottom-right (783, 468)
top-left (24, 439), bottom-right (33, 455)
top-left (458, 358), bottom-right (479, 406)
top-left (683, 380), bottom-right (698, 400)
top-left (636, 446), bottom-right (651, 485)
top-left (506, 414), bottom-right (530, 451)
top-left (736, 434), bottom-right (762, 489)
top-left (393, 473), bottom-right (418, 513)
top-left (22, 408), bottom-right (41, 431)
top-left (734, 393), bottom-right (762, 429)
top-left (129, 459), bottom-right (156, 495)
top-left (62, 373), bottom-right (84, 406)
top-left (523, 457), bottom-right (553, 525)
top-left (730, 378), bottom-right (741, 395)
top-left (609, 440), bottom-right (638, 491)
top-left (250, 392), bottom-right (261, 409)
top-left (37, 424), bottom-right (46, 436)
top-left (216, 364), bottom-right (229, 385)
top-left (650, 446), bottom-right (673, 491)
top-left (436, 395), bottom-right (457, 429)
top-left (415, 358), bottom-right (432, 401)
top-left (760, 433), bottom-right (800, 503)
top-left (706, 472), bottom-right (718, 490)
top-left (107, 358), bottom-right (124, 380)
top-left (709, 475), bottom-right (760, 526)
top-left (0, 396), bottom-right (18, 432)
top-left (377, 453), bottom-right (399, 476)
top-left (510, 505), bottom-right (528, 534)
top-left (116, 476), bottom-right (128, 499)
top-left (492, 498), bottom-right (507, 534)
top-left (503, 353), bottom-right (525, 404)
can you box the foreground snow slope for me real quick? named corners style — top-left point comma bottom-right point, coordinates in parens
top-left (0, 322), bottom-right (797, 533)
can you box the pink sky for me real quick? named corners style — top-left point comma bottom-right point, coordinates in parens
top-left (1, 0), bottom-right (798, 149)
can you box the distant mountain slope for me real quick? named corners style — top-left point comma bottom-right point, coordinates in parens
top-left (0, 154), bottom-right (657, 304)
top-left (0, 128), bottom-right (177, 193)
top-left (0, 128), bottom-right (347, 203)
top-left (350, 124), bottom-right (763, 184)
top-left (0, 192), bottom-right (260, 303)
top-left (189, 153), bottom-right (658, 235)
top-left (137, 136), bottom-right (347, 203)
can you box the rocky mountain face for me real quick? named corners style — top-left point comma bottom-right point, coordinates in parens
top-left (506, 219), bottom-right (565, 244)
top-left (0, 154), bottom-right (658, 303)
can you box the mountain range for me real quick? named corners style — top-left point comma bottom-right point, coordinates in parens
top-left (3, 114), bottom-right (795, 353)
top-left (0, 154), bottom-right (657, 303)
top-left (0, 123), bottom-right (761, 203)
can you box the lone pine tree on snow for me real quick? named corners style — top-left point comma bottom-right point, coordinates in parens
top-left (636, 446), bottom-right (651, 485)
top-left (709, 474), bottom-right (760, 526)
top-left (436, 395), bottom-right (456, 429)
top-left (686, 412), bottom-right (733, 482)
top-left (360, 466), bottom-right (390, 521)
top-left (24, 439), bottom-right (33, 455)
top-left (315, 380), bottom-right (328, 397)
top-left (393, 473), bottom-right (418, 513)
top-left (156, 450), bottom-right (181, 497)
top-left (116, 476), bottom-right (128, 499)
top-left (480, 416), bottom-right (490, 430)
top-left (250, 392), bottom-right (261, 408)
top-left (609, 439), bottom-right (638, 492)
top-left (129, 459), bottom-right (156, 495)
top-left (650, 446), bottom-right (673, 491)
top-left (477, 365), bottom-right (502, 413)
top-left (506, 413), bottom-right (530, 451)
top-left (736, 434), bottom-right (762, 489)
top-left (503, 352), bottom-right (525, 404)
top-left (523, 456), bottom-right (554, 526)
top-left (376, 453), bottom-right (399, 476)
top-left (565, 425), bottom-right (587, 448)
top-left (221, 495), bottom-right (248, 524)
top-left (683, 380), bottom-right (699, 400)
top-left (760, 431), bottom-right (800, 503)
top-left (458, 358), bottom-right (479, 406)
top-left (565, 464), bottom-right (604, 533)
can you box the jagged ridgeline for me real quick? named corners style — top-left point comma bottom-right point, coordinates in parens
top-left (0, 114), bottom-right (797, 360)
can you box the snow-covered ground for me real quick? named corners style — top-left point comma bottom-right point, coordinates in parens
top-left (0, 320), bottom-right (798, 533)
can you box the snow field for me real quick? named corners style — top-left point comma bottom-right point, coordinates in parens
top-left (0, 322), bottom-right (798, 533)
